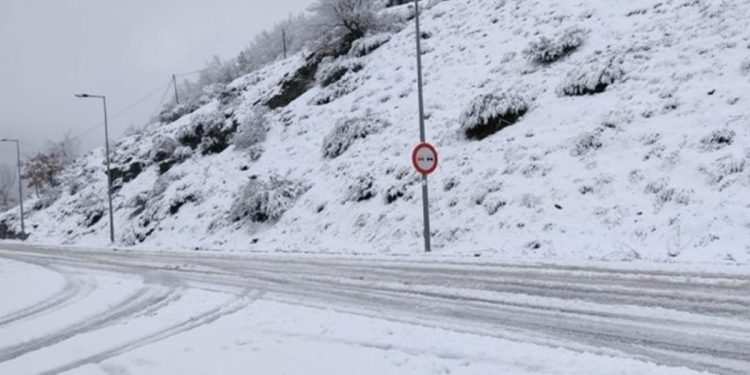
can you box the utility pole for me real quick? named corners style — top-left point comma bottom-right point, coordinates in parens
top-left (413, 0), bottom-right (431, 253)
top-left (75, 93), bottom-right (115, 244)
top-left (282, 28), bottom-right (287, 59)
top-left (172, 74), bottom-right (180, 105)
top-left (0, 138), bottom-right (25, 239)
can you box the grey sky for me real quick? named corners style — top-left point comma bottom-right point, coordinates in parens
top-left (0, 0), bottom-right (313, 164)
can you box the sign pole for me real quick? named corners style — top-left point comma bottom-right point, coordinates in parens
top-left (413, 0), bottom-right (431, 253)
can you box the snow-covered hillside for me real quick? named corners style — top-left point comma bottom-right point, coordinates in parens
top-left (3, 0), bottom-right (750, 263)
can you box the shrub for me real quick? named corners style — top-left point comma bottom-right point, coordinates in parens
top-left (159, 103), bottom-right (196, 124)
top-left (217, 85), bottom-right (241, 106)
top-left (150, 136), bottom-right (180, 163)
top-left (741, 58), bottom-right (750, 75)
top-left (309, 78), bottom-right (360, 105)
top-left (316, 58), bottom-right (364, 87)
top-left (346, 174), bottom-right (377, 202)
top-left (310, 0), bottom-right (381, 54)
top-left (229, 176), bottom-right (309, 223)
top-left (700, 129), bottom-right (735, 151)
top-left (459, 93), bottom-right (530, 140)
top-left (168, 192), bottom-right (198, 215)
top-left (383, 167), bottom-right (418, 204)
top-left (571, 131), bottom-right (603, 156)
top-left (349, 34), bottom-right (391, 57)
top-left (233, 108), bottom-right (269, 150)
top-left (128, 193), bottom-right (149, 218)
top-left (265, 56), bottom-right (321, 109)
top-left (0, 220), bottom-right (25, 240)
top-left (322, 116), bottom-right (390, 158)
top-left (177, 111), bottom-right (238, 155)
top-left (173, 146), bottom-right (194, 162)
top-left (701, 155), bottom-right (746, 187)
top-left (524, 27), bottom-right (586, 64)
top-left (558, 57), bottom-right (624, 96)
top-left (384, 184), bottom-right (407, 204)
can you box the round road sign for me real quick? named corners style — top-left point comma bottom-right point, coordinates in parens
top-left (412, 142), bottom-right (438, 175)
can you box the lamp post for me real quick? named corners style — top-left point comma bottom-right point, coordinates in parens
top-left (75, 93), bottom-right (115, 243)
top-left (0, 138), bottom-right (25, 239)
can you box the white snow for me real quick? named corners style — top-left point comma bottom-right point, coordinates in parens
top-left (0, 258), bottom-right (63, 317)
top-left (0, 257), bottom-right (710, 375)
top-left (2, 0), bottom-right (750, 264)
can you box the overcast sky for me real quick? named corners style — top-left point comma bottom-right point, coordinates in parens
top-left (0, 0), bottom-right (313, 164)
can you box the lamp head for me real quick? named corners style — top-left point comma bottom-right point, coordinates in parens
top-left (75, 93), bottom-right (90, 98)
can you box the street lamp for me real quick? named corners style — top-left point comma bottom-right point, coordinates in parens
top-left (0, 138), bottom-right (25, 239)
top-left (75, 93), bottom-right (115, 243)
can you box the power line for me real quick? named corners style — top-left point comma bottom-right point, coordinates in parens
top-left (71, 80), bottom-right (172, 140)
top-left (150, 82), bottom-right (175, 121)
top-left (174, 66), bottom-right (218, 77)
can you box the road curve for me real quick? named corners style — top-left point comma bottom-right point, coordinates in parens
top-left (0, 243), bottom-right (748, 375)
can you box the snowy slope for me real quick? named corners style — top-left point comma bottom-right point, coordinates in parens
top-left (3, 0), bottom-right (750, 263)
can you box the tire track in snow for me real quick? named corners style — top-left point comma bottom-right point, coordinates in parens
top-left (0, 286), bottom-right (179, 363)
top-left (268, 275), bottom-right (750, 375)
top-left (0, 278), bottom-right (92, 327)
top-left (2, 246), bottom-right (749, 374)
top-left (39, 290), bottom-right (261, 375)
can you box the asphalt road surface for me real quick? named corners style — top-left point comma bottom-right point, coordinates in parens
top-left (0, 243), bottom-right (748, 374)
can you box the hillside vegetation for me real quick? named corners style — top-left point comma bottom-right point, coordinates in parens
top-left (2, 0), bottom-right (749, 263)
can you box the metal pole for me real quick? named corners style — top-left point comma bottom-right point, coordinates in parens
top-left (14, 140), bottom-right (25, 238)
top-left (413, 0), bottom-right (431, 253)
top-left (172, 74), bottom-right (180, 105)
top-left (282, 28), bottom-right (287, 59)
top-left (102, 97), bottom-right (115, 243)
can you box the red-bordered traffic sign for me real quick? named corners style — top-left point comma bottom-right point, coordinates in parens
top-left (412, 142), bottom-right (438, 176)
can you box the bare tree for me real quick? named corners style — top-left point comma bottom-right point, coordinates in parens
top-left (47, 132), bottom-right (80, 167)
top-left (310, 0), bottom-right (380, 41)
top-left (22, 152), bottom-right (64, 197)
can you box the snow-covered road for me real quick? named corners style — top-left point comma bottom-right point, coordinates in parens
top-left (0, 244), bottom-right (747, 375)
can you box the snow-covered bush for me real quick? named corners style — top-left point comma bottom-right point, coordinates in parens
top-left (159, 103), bottom-right (196, 124)
top-left (459, 93), bottom-right (530, 140)
top-left (128, 193), bottom-right (149, 218)
top-left (700, 129), bottom-right (735, 151)
top-left (168, 192), bottom-right (198, 215)
top-left (217, 85), bottom-right (241, 106)
top-left (233, 108), bottom-right (269, 150)
top-left (265, 57), bottom-right (321, 109)
top-left (229, 176), bottom-right (309, 223)
top-left (384, 184), bottom-right (408, 204)
top-left (150, 136), bottom-right (180, 163)
top-left (173, 146), bottom-right (194, 162)
top-left (571, 131), bottom-right (603, 156)
top-left (0, 217), bottom-right (26, 240)
top-left (383, 167), bottom-right (418, 204)
top-left (316, 58), bottom-right (364, 87)
top-left (177, 112), bottom-right (238, 155)
top-left (346, 174), bottom-right (377, 202)
top-left (309, 78), bottom-right (361, 105)
top-left (644, 178), bottom-right (691, 207)
top-left (558, 57), bottom-right (624, 96)
top-left (349, 34), bottom-right (391, 57)
top-left (322, 115), bottom-right (390, 158)
top-left (443, 176), bottom-right (459, 192)
top-left (701, 155), bottom-right (746, 188)
top-left (524, 27), bottom-right (586, 64)
top-left (309, 0), bottom-right (383, 57)
top-left (741, 58), bottom-right (750, 75)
